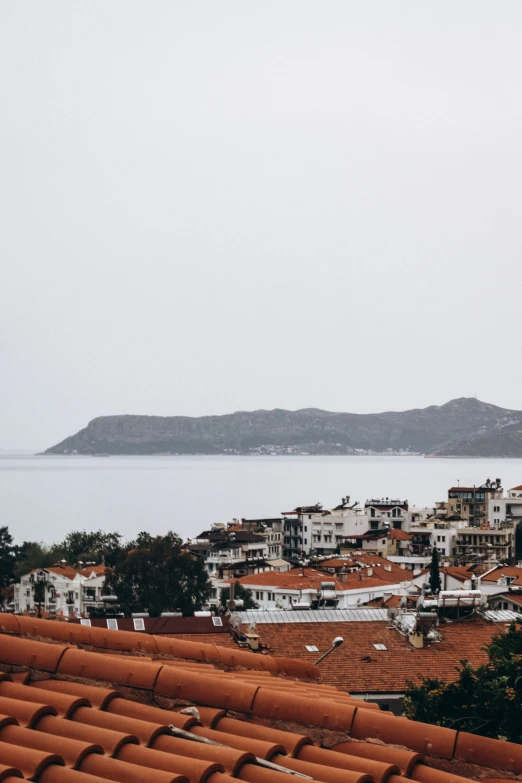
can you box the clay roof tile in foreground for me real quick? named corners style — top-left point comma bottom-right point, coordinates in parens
top-left (3, 616), bottom-right (522, 780)
top-left (0, 763), bottom-right (22, 783)
top-left (0, 696), bottom-right (57, 728)
top-left (0, 741), bottom-right (64, 780)
top-left (30, 680), bottom-right (120, 710)
top-left (0, 723), bottom-right (102, 768)
top-left (0, 682), bottom-right (89, 719)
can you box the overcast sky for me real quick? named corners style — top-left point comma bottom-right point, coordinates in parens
top-left (1, 2), bottom-right (522, 449)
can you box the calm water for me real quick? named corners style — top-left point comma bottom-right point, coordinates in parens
top-left (2, 453), bottom-right (522, 544)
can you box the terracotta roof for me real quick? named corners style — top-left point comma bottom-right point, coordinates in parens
top-left (481, 566), bottom-right (522, 586)
top-left (510, 485), bottom-right (522, 491)
top-left (31, 567), bottom-right (79, 580)
top-left (234, 565), bottom-right (408, 591)
top-left (1, 613), bottom-right (522, 781)
top-left (251, 618), bottom-right (501, 694)
top-left (79, 566), bottom-right (109, 577)
top-left (388, 530), bottom-right (413, 541)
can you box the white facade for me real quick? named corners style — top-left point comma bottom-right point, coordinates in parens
top-left (232, 578), bottom-right (413, 612)
top-left (13, 567), bottom-right (108, 617)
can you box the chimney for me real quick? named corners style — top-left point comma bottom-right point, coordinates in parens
top-left (339, 566), bottom-right (348, 583)
top-left (367, 568), bottom-right (373, 577)
top-left (384, 565), bottom-right (392, 572)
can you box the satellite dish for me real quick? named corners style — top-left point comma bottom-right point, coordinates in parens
top-left (416, 595), bottom-right (424, 610)
top-left (387, 607), bottom-right (399, 620)
top-left (399, 596), bottom-right (407, 609)
top-left (248, 622), bottom-right (257, 634)
top-left (229, 614), bottom-right (242, 633)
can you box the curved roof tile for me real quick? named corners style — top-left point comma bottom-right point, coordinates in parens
top-left (57, 648), bottom-right (162, 690)
top-left (80, 751), bottom-right (189, 783)
top-left (350, 708), bottom-right (457, 759)
top-left (35, 714), bottom-right (139, 758)
top-left (454, 731), bottom-right (522, 774)
top-left (277, 753), bottom-right (372, 783)
top-left (0, 741), bottom-right (64, 779)
top-left (0, 724), bottom-right (102, 769)
top-left (117, 741), bottom-right (225, 783)
top-left (0, 635), bottom-right (67, 672)
top-left (0, 763), bottom-right (22, 782)
top-left (0, 696), bottom-right (57, 728)
top-left (331, 740), bottom-right (421, 776)
top-left (30, 680), bottom-right (119, 710)
top-left (214, 717), bottom-right (311, 758)
top-left (72, 706), bottom-right (171, 747)
top-left (0, 682), bottom-right (89, 719)
top-left (299, 745), bottom-right (399, 783)
top-left (154, 667), bottom-right (258, 713)
top-left (106, 697), bottom-right (197, 731)
top-left (251, 688), bottom-right (356, 732)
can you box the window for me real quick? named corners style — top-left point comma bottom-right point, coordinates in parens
top-left (80, 619), bottom-right (91, 626)
top-left (373, 644), bottom-right (387, 651)
top-left (133, 618), bottom-right (146, 631)
top-left (212, 617), bottom-right (223, 627)
top-left (106, 619), bottom-right (118, 630)
top-left (304, 526), bottom-right (307, 532)
top-left (305, 645), bottom-right (319, 652)
top-left (494, 505), bottom-right (500, 513)
top-left (255, 591), bottom-right (264, 600)
top-left (436, 536), bottom-right (441, 542)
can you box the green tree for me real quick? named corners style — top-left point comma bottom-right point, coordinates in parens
top-left (220, 582), bottom-right (259, 610)
top-left (59, 530), bottom-right (123, 568)
top-left (404, 621), bottom-right (522, 743)
top-left (0, 527), bottom-right (15, 590)
top-left (106, 531), bottom-right (210, 617)
top-left (429, 547), bottom-right (441, 594)
top-left (33, 576), bottom-right (52, 618)
top-left (13, 541), bottom-right (61, 581)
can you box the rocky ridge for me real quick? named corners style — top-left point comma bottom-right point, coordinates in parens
top-left (44, 398), bottom-right (522, 457)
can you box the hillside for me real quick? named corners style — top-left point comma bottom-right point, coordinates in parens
top-left (44, 398), bottom-right (522, 457)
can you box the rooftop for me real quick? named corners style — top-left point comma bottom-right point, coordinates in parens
top-left (233, 565), bottom-right (408, 591)
top-left (0, 612), bottom-right (521, 783)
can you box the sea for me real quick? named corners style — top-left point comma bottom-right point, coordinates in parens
top-left (2, 452), bottom-right (522, 545)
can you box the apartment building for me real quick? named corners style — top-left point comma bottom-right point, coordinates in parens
top-left (283, 497), bottom-right (371, 559)
top-left (447, 478), bottom-right (503, 523)
top-left (13, 565), bottom-right (108, 617)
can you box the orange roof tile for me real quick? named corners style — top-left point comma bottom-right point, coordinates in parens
top-left (0, 611), bottom-right (522, 781)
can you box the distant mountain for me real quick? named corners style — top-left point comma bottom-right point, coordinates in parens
top-left (44, 398), bottom-right (522, 457)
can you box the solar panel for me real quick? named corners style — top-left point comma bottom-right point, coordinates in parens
top-left (479, 609), bottom-right (520, 622)
top-left (236, 608), bottom-right (388, 624)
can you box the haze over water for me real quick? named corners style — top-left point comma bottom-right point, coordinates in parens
top-left (3, 454), bottom-right (522, 545)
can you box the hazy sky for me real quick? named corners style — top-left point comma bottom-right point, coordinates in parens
top-left (1, 2), bottom-right (522, 449)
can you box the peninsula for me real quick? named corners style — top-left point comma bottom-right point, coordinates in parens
top-left (44, 398), bottom-right (522, 457)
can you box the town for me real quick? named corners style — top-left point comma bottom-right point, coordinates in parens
top-left (11, 477), bottom-right (522, 619)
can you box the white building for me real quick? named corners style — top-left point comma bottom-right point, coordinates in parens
top-left (13, 565), bottom-right (108, 617)
top-left (283, 497), bottom-right (371, 558)
top-left (228, 560), bottom-right (414, 611)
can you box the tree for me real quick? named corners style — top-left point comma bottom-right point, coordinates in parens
top-left (58, 530), bottom-right (123, 568)
top-left (106, 531), bottom-right (210, 617)
top-left (404, 621), bottom-right (522, 743)
top-left (220, 583), bottom-right (258, 610)
top-left (429, 547), bottom-right (441, 594)
top-left (13, 541), bottom-right (61, 581)
top-left (0, 527), bottom-right (15, 591)
top-left (33, 576), bottom-right (51, 618)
